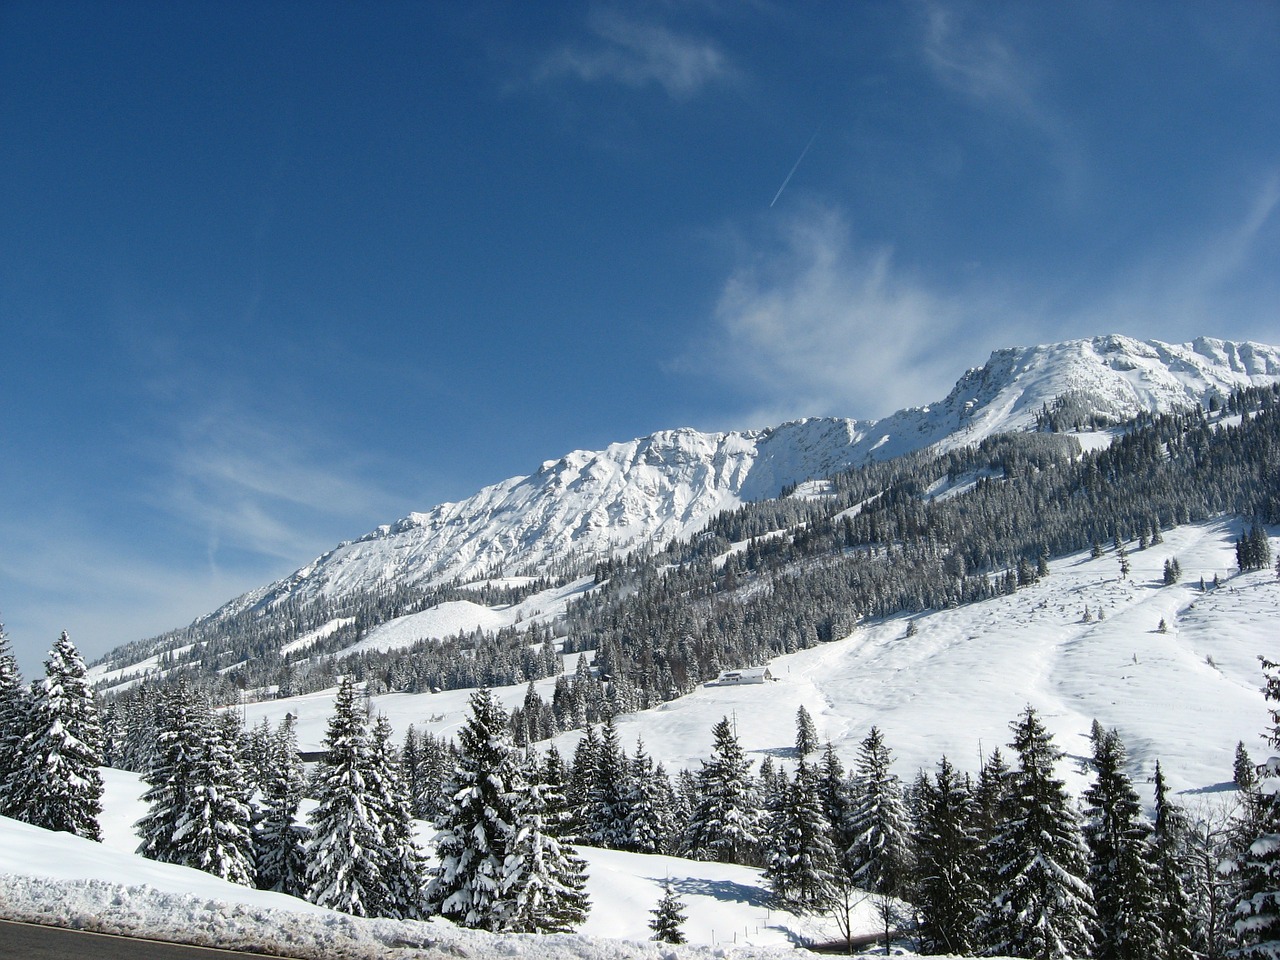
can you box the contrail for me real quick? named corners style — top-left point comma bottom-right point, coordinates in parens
top-left (769, 129), bottom-right (818, 208)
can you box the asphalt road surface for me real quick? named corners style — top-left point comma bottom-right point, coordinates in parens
top-left (0, 919), bottom-right (293, 960)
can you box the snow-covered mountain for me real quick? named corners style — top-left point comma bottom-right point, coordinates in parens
top-left (217, 334), bottom-right (1279, 615)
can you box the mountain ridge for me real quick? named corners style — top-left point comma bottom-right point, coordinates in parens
top-left (97, 333), bottom-right (1280, 658)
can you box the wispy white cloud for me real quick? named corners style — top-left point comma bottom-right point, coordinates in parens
top-left (0, 398), bottom-right (409, 672)
top-left (0, 520), bottom-right (258, 674)
top-left (692, 203), bottom-right (1009, 422)
top-left (537, 9), bottom-right (735, 99)
top-left (161, 405), bottom-right (405, 566)
top-left (920, 1), bottom-right (1083, 196)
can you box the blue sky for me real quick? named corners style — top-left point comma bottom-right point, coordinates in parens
top-left (2, 1), bottom-right (1277, 673)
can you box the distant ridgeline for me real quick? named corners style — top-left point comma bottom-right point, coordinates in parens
top-left (98, 385), bottom-right (1280, 743)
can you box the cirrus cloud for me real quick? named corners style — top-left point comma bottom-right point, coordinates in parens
top-left (537, 9), bottom-right (736, 99)
top-left (691, 203), bottom-right (1010, 424)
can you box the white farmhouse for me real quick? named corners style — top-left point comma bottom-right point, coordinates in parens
top-left (711, 667), bottom-right (775, 685)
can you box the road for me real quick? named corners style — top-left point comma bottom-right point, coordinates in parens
top-left (0, 919), bottom-right (293, 960)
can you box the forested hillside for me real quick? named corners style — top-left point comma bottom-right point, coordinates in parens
top-left (95, 385), bottom-right (1280, 733)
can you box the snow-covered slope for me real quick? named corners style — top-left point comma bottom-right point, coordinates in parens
top-left (239, 518), bottom-right (1276, 802)
top-left (194, 335), bottom-right (1280, 622)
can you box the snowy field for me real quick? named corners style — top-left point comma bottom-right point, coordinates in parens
top-left (241, 519), bottom-right (1277, 802)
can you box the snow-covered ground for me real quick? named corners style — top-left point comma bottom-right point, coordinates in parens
top-left (0, 768), bottom-right (857, 959)
top-left (242, 519), bottom-right (1276, 803)
top-left (6, 520), bottom-right (1265, 958)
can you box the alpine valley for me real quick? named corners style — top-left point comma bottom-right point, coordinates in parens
top-left (89, 334), bottom-right (1280, 701)
top-left (13, 332), bottom-right (1280, 956)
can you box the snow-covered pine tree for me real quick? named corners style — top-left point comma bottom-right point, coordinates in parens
top-left (566, 723), bottom-right (600, 841)
top-left (795, 704), bottom-right (819, 758)
top-left (1240, 741), bottom-right (1261, 792)
top-left (765, 756), bottom-right (836, 911)
top-left (119, 690), bottom-right (160, 774)
top-left (1227, 656), bottom-right (1280, 958)
top-left (5, 631), bottom-right (103, 839)
top-left (426, 687), bottom-right (522, 930)
top-left (817, 741), bottom-right (851, 846)
top-left (409, 728), bottom-right (456, 824)
top-left (584, 715), bottom-right (630, 849)
top-left (686, 716), bottom-right (760, 865)
top-left (0, 624), bottom-right (30, 818)
top-left (913, 755), bottom-right (985, 956)
top-left (972, 746), bottom-right (1011, 845)
top-left (305, 677), bottom-right (384, 916)
top-left (540, 744), bottom-right (572, 830)
top-left (367, 714), bottom-right (425, 919)
top-left (501, 754), bottom-right (590, 933)
top-left (978, 706), bottom-right (1095, 959)
top-left (136, 681), bottom-right (206, 863)
top-left (757, 755), bottom-right (782, 812)
top-left (1083, 725), bottom-right (1162, 960)
top-left (845, 725), bottom-right (912, 897)
top-left (254, 714), bottom-right (310, 897)
top-left (243, 717), bottom-right (274, 795)
top-left (401, 724), bottom-right (423, 810)
top-left (1151, 759), bottom-right (1197, 960)
top-left (649, 880), bottom-right (688, 944)
top-left (624, 738), bottom-right (673, 854)
top-left (173, 710), bottom-right (255, 885)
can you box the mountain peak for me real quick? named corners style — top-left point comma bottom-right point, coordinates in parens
top-left (191, 334), bottom-right (1280, 622)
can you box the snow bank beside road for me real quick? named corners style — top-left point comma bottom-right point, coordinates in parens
top-left (0, 872), bottom-right (809, 960)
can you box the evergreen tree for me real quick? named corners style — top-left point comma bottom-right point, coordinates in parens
top-left (426, 688), bottom-right (522, 930)
top-left (1151, 760), bottom-right (1197, 960)
top-left (540, 745), bottom-right (572, 831)
top-left (1237, 526), bottom-right (1273, 572)
top-left (502, 756), bottom-right (590, 933)
top-left (686, 716), bottom-right (760, 864)
top-left (305, 677), bottom-right (384, 915)
top-left (973, 747), bottom-right (1012, 847)
top-left (254, 715), bottom-right (310, 897)
top-left (978, 706), bottom-right (1095, 959)
top-left (1227, 656), bottom-right (1280, 958)
top-left (913, 756), bottom-right (984, 956)
top-left (136, 682), bottom-right (206, 863)
top-left (765, 757), bottom-right (836, 911)
top-left (624, 739), bottom-right (673, 854)
top-left (368, 715), bottom-right (425, 919)
top-left (817, 741), bottom-right (851, 845)
top-left (1083, 725), bottom-right (1162, 959)
top-left (407, 729), bottom-right (455, 824)
top-left (5, 632), bottom-right (103, 840)
top-left (584, 716), bottom-right (630, 849)
top-left (1239, 741), bottom-right (1260, 792)
top-left (795, 704), bottom-right (819, 758)
top-left (845, 726), bottom-right (912, 897)
top-left (0, 625), bottom-right (31, 818)
top-left (566, 724), bottom-right (600, 842)
top-left (135, 686), bottom-right (253, 883)
top-left (649, 881), bottom-right (688, 944)
top-left (177, 711), bottom-right (255, 885)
